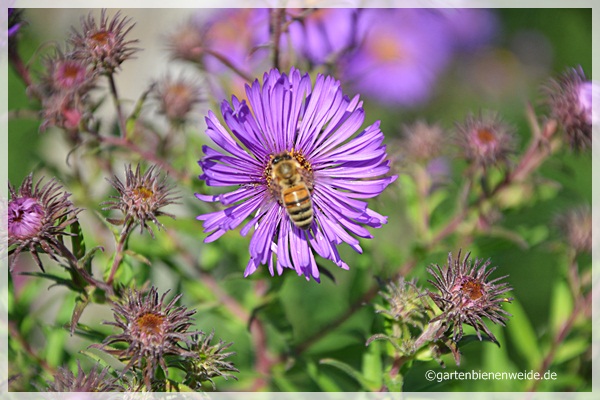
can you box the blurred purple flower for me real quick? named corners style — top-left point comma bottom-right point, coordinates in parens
top-left (339, 9), bottom-right (454, 107)
top-left (201, 8), bottom-right (270, 74)
top-left (438, 9), bottom-right (499, 51)
top-left (196, 68), bottom-right (396, 282)
top-left (287, 8), bottom-right (358, 65)
top-left (8, 8), bottom-right (23, 38)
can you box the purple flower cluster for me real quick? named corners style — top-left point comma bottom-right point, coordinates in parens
top-left (196, 68), bottom-right (396, 282)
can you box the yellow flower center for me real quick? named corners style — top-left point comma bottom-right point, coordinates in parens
top-left (476, 128), bottom-right (496, 144)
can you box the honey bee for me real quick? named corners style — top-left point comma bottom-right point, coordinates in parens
top-left (269, 151), bottom-right (314, 230)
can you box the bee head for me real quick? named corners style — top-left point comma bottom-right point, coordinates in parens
top-left (271, 152), bottom-right (292, 165)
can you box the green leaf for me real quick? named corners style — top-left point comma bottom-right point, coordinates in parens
top-left (20, 272), bottom-right (78, 291)
top-left (70, 294), bottom-right (90, 336)
top-left (549, 279), bottom-right (574, 336)
top-left (554, 337), bottom-right (589, 365)
top-left (307, 359), bottom-right (343, 391)
top-left (80, 246), bottom-right (105, 274)
top-left (319, 358), bottom-right (379, 391)
top-left (123, 249), bottom-right (151, 266)
top-left (80, 347), bottom-right (127, 372)
top-left (504, 299), bottom-right (542, 369)
top-left (362, 339), bottom-right (383, 388)
top-left (69, 220), bottom-right (86, 260)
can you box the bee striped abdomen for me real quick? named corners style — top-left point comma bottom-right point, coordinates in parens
top-left (282, 185), bottom-right (313, 230)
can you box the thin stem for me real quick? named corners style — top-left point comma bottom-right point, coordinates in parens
top-left (527, 290), bottom-right (592, 392)
top-left (203, 48), bottom-right (255, 83)
top-left (7, 109), bottom-right (40, 120)
top-left (98, 135), bottom-right (190, 183)
top-left (249, 281), bottom-right (274, 392)
top-left (106, 219), bottom-right (133, 285)
top-left (107, 73), bottom-right (128, 138)
top-left (8, 321), bottom-right (56, 376)
top-left (8, 50), bottom-right (33, 88)
top-left (270, 9), bottom-right (286, 70)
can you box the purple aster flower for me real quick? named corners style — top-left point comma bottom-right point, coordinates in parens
top-left (287, 8), bottom-right (359, 65)
top-left (339, 9), bottom-right (454, 107)
top-left (196, 68), bottom-right (396, 282)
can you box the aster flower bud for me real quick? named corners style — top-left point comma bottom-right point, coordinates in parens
top-left (183, 330), bottom-right (239, 390)
top-left (69, 9), bottom-right (139, 74)
top-left (153, 74), bottom-right (202, 126)
top-left (455, 112), bottom-right (516, 168)
top-left (102, 164), bottom-right (178, 237)
top-left (45, 362), bottom-right (123, 392)
top-left (8, 174), bottom-right (81, 271)
top-left (426, 250), bottom-right (513, 345)
top-left (95, 286), bottom-right (199, 390)
top-left (30, 49), bottom-right (97, 135)
top-left (166, 17), bottom-right (205, 63)
top-left (400, 120), bottom-right (447, 163)
top-left (556, 205), bottom-right (592, 254)
top-left (544, 66), bottom-right (593, 150)
top-left (375, 277), bottom-right (430, 329)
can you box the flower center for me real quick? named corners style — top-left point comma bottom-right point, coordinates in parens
top-left (136, 312), bottom-right (166, 344)
top-left (370, 36), bottom-right (405, 62)
top-left (264, 149), bottom-right (313, 189)
top-left (55, 61), bottom-right (86, 89)
top-left (461, 278), bottom-right (484, 301)
top-left (90, 30), bottom-right (111, 46)
top-left (475, 128), bottom-right (496, 145)
top-left (133, 186), bottom-right (154, 203)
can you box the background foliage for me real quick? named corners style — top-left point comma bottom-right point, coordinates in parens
top-left (7, 8), bottom-right (592, 392)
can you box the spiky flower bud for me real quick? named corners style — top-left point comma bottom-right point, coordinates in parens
top-left (95, 287), bottom-right (199, 390)
top-left (401, 121), bottom-right (446, 163)
top-left (183, 330), bottom-right (239, 390)
top-left (45, 362), bottom-right (123, 392)
top-left (8, 174), bottom-right (81, 271)
top-left (69, 9), bottom-right (139, 74)
top-left (166, 17), bottom-right (205, 63)
top-left (427, 250), bottom-right (513, 345)
top-left (455, 112), bottom-right (516, 168)
top-left (375, 277), bottom-right (430, 329)
top-left (102, 164), bottom-right (178, 237)
top-left (153, 74), bottom-right (202, 126)
top-left (556, 205), bottom-right (592, 254)
top-left (544, 66), bottom-right (593, 150)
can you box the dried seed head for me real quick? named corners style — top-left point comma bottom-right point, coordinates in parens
top-left (455, 112), bottom-right (516, 167)
top-left (426, 250), bottom-right (513, 344)
top-left (556, 205), bottom-right (592, 254)
top-left (166, 17), bottom-right (205, 63)
top-left (96, 287), bottom-right (198, 390)
top-left (102, 164), bottom-right (179, 237)
top-left (401, 120), bottom-right (446, 162)
top-left (153, 74), bottom-right (203, 126)
top-left (45, 362), bottom-right (123, 392)
top-left (69, 9), bottom-right (139, 74)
